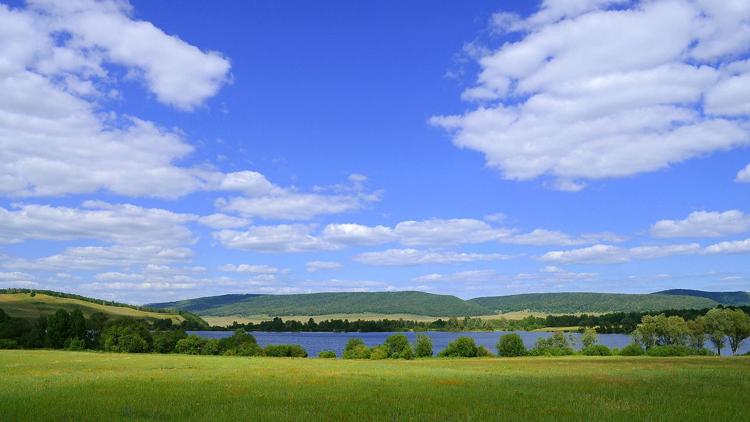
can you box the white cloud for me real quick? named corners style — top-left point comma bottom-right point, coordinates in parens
top-left (354, 248), bottom-right (511, 266)
top-left (0, 271), bottom-right (35, 283)
top-left (198, 213), bottom-right (250, 229)
top-left (4, 245), bottom-right (193, 271)
top-left (214, 224), bottom-right (336, 253)
top-left (320, 223), bottom-right (396, 246)
top-left (505, 229), bottom-right (623, 246)
top-left (305, 261), bottom-right (343, 272)
top-left (434, 0), bottom-right (750, 190)
top-left (651, 210), bottom-right (750, 238)
top-left (0, 201), bottom-right (196, 246)
top-left (0, 2), bottom-right (230, 198)
top-left (216, 175), bottom-right (381, 221)
top-left (737, 164), bottom-right (750, 183)
top-left (394, 219), bottom-right (511, 246)
top-left (219, 264), bottom-right (281, 274)
top-left (28, 0), bottom-right (230, 110)
top-left (705, 238), bottom-right (750, 255)
top-left (542, 242), bottom-right (701, 264)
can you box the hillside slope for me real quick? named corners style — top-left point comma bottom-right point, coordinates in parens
top-left (152, 291), bottom-right (490, 317)
top-left (149, 294), bottom-right (264, 313)
top-left (0, 292), bottom-right (187, 323)
top-left (654, 289), bottom-right (750, 306)
top-left (468, 292), bottom-right (718, 314)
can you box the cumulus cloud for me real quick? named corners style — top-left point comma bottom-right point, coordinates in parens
top-left (651, 210), bottom-right (750, 238)
top-left (0, 271), bottom-right (36, 286)
top-left (4, 245), bottom-right (193, 271)
top-left (354, 248), bottom-right (511, 266)
top-left (320, 223), bottom-right (396, 246)
top-left (0, 1), bottom-right (230, 198)
top-left (542, 242), bottom-right (701, 264)
top-left (197, 213), bottom-right (250, 229)
top-left (433, 0), bottom-right (750, 190)
top-left (704, 238), bottom-right (750, 255)
top-left (737, 164), bottom-right (750, 183)
top-left (219, 264), bottom-right (282, 274)
top-left (305, 261), bottom-right (343, 272)
top-left (214, 224), bottom-right (337, 253)
top-left (0, 201), bottom-right (196, 246)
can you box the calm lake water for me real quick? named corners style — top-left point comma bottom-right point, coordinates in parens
top-left (190, 331), bottom-right (750, 357)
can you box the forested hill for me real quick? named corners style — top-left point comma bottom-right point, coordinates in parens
top-left (149, 294), bottom-right (264, 313)
top-left (151, 291), bottom-right (489, 317)
top-left (147, 290), bottom-right (731, 317)
top-left (653, 289), bottom-right (750, 306)
top-left (467, 293), bottom-right (718, 314)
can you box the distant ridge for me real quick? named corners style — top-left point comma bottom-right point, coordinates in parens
top-left (148, 290), bottom-right (730, 317)
top-left (654, 289), bottom-right (750, 306)
top-left (149, 294), bottom-right (265, 313)
top-left (468, 292), bottom-right (717, 314)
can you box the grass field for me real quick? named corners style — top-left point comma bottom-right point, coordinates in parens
top-left (202, 311), bottom-right (555, 326)
top-left (0, 293), bottom-right (185, 323)
top-left (1, 350), bottom-right (748, 421)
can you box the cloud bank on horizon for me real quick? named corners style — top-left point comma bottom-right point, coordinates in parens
top-left (0, 0), bottom-right (748, 303)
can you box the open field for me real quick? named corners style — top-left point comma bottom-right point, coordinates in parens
top-left (202, 311), bottom-right (557, 326)
top-left (1, 350), bottom-right (748, 421)
top-left (0, 293), bottom-right (185, 323)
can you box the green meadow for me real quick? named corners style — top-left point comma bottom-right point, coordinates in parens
top-left (1, 350), bottom-right (748, 421)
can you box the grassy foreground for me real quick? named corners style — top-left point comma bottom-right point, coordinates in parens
top-left (1, 351), bottom-right (749, 421)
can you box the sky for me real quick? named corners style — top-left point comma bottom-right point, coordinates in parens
top-left (0, 0), bottom-right (749, 304)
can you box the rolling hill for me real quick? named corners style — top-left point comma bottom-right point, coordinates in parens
top-left (0, 290), bottom-right (197, 324)
top-left (151, 291), bottom-right (489, 317)
top-left (468, 292), bottom-right (718, 314)
top-left (654, 289), bottom-right (750, 306)
top-left (148, 290), bottom-right (733, 318)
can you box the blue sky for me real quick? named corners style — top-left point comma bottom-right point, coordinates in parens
top-left (1, 0), bottom-right (749, 303)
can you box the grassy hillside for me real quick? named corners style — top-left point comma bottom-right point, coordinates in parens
top-left (654, 289), bottom-right (750, 306)
top-left (0, 292), bottom-right (187, 323)
top-left (2, 351), bottom-right (748, 421)
top-left (162, 291), bottom-right (490, 317)
top-left (149, 294), bottom-right (264, 313)
top-left (469, 292), bottom-right (718, 314)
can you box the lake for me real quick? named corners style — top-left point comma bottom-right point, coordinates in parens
top-left (190, 331), bottom-right (750, 356)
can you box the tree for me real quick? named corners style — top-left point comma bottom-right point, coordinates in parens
top-left (686, 319), bottom-right (706, 350)
top-left (581, 328), bottom-right (598, 349)
top-left (69, 309), bottom-right (87, 341)
top-left (497, 333), bottom-right (526, 357)
top-left (101, 318), bottom-right (152, 353)
top-left (633, 314), bottom-right (689, 349)
top-left (384, 334), bottom-right (409, 358)
top-left (153, 330), bottom-right (187, 353)
top-left (46, 309), bottom-right (71, 348)
top-left (703, 309), bottom-right (731, 355)
top-left (438, 337), bottom-right (479, 357)
top-left (174, 335), bottom-right (207, 355)
top-left (530, 332), bottom-right (573, 356)
top-left (414, 334), bottom-right (433, 358)
top-left (726, 309), bottom-right (750, 355)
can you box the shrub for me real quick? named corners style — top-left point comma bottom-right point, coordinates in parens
top-left (202, 339), bottom-right (221, 355)
top-left (102, 319), bottom-right (152, 353)
top-left (581, 345), bottom-right (612, 356)
top-left (414, 334), bottom-right (433, 358)
top-left (318, 350), bottom-right (337, 359)
top-left (174, 335), bottom-right (207, 355)
top-left (529, 333), bottom-right (573, 356)
top-left (152, 330), bottom-right (187, 354)
top-left (369, 345), bottom-right (388, 360)
top-left (0, 339), bottom-right (18, 349)
top-left (384, 334), bottom-right (409, 358)
top-left (343, 344), bottom-right (371, 359)
top-left (66, 337), bottom-right (86, 351)
top-left (219, 330), bottom-right (257, 351)
top-left (477, 346), bottom-right (492, 357)
top-left (234, 342), bottom-right (263, 357)
top-left (497, 333), bottom-right (527, 357)
top-left (646, 345), bottom-right (692, 357)
top-left (438, 336), bottom-right (479, 357)
top-left (398, 344), bottom-right (415, 360)
top-left (619, 343), bottom-right (645, 356)
top-left (263, 344), bottom-right (308, 357)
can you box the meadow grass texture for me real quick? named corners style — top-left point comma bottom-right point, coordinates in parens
top-left (1, 350), bottom-right (748, 421)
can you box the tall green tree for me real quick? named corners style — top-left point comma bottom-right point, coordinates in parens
top-left (702, 309), bottom-right (731, 355)
top-left (46, 309), bottom-right (71, 348)
top-left (581, 328), bottom-right (599, 349)
top-left (726, 309), bottom-right (750, 355)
